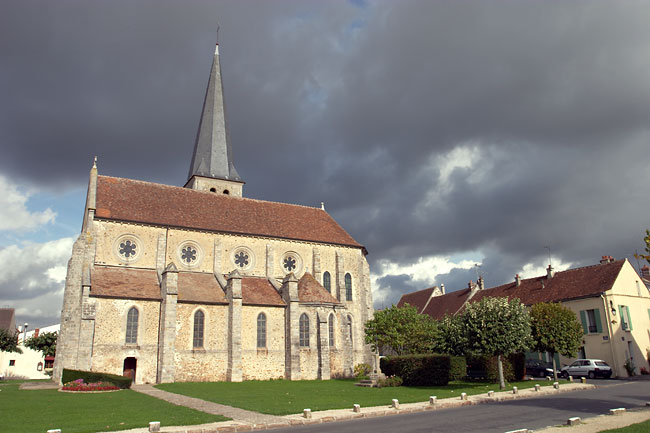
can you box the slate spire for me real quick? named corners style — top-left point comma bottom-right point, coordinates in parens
top-left (187, 44), bottom-right (242, 184)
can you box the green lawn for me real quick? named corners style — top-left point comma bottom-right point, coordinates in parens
top-left (0, 382), bottom-right (228, 433)
top-left (157, 378), bottom-right (565, 415)
top-left (600, 419), bottom-right (650, 433)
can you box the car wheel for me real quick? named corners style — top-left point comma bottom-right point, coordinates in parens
top-left (561, 371), bottom-right (568, 379)
top-left (588, 371), bottom-right (595, 379)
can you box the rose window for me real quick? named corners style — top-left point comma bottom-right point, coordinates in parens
top-left (283, 256), bottom-right (296, 272)
top-left (234, 251), bottom-right (249, 268)
top-left (119, 240), bottom-right (137, 258)
top-left (181, 246), bottom-right (197, 264)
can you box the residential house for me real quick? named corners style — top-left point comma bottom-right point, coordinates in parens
top-left (397, 257), bottom-right (650, 377)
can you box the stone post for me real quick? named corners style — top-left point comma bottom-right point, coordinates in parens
top-left (312, 248), bottom-right (321, 283)
top-left (226, 270), bottom-right (243, 382)
top-left (157, 263), bottom-right (178, 383)
top-left (76, 265), bottom-right (96, 371)
top-left (335, 252), bottom-right (345, 301)
top-left (317, 311), bottom-right (331, 380)
top-left (266, 244), bottom-right (274, 278)
top-left (281, 273), bottom-right (301, 380)
top-left (155, 234), bottom-right (166, 283)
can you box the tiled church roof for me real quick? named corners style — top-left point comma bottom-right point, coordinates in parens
top-left (178, 272), bottom-right (227, 304)
top-left (241, 277), bottom-right (285, 306)
top-left (401, 259), bottom-right (626, 320)
top-left (298, 273), bottom-right (341, 305)
top-left (91, 266), bottom-right (161, 300)
top-left (95, 176), bottom-right (364, 250)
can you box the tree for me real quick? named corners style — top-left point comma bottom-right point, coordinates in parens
top-left (437, 314), bottom-right (468, 356)
top-left (530, 302), bottom-right (583, 381)
top-left (459, 297), bottom-right (532, 389)
top-left (364, 304), bottom-right (439, 355)
top-left (24, 331), bottom-right (57, 357)
top-left (0, 328), bottom-right (22, 354)
top-left (634, 229), bottom-right (650, 265)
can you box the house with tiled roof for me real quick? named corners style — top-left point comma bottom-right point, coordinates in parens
top-left (397, 257), bottom-right (650, 378)
top-left (53, 45), bottom-right (374, 385)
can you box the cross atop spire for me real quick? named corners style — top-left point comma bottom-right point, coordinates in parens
top-left (186, 44), bottom-right (244, 196)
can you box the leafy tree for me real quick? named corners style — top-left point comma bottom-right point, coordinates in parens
top-left (0, 328), bottom-right (22, 354)
top-left (364, 304), bottom-right (439, 355)
top-left (437, 314), bottom-right (468, 356)
top-left (24, 331), bottom-right (57, 357)
top-left (530, 302), bottom-right (583, 381)
top-left (634, 229), bottom-right (650, 265)
top-left (459, 297), bottom-right (532, 389)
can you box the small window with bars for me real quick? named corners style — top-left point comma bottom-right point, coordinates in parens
top-left (193, 310), bottom-right (205, 348)
top-left (125, 307), bottom-right (139, 344)
top-left (257, 313), bottom-right (267, 348)
top-left (299, 313), bottom-right (310, 347)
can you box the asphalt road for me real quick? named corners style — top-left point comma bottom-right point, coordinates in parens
top-left (273, 380), bottom-right (650, 433)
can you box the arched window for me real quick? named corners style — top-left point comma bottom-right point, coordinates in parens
top-left (125, 307), bottom-right (138, 344)
top-left (193, 310), bottom-right (205, 348)
top-left (328, 314), bottom-right (335, 347)
top-left (257, 313), bottom-right (267, 348)
top-left (323, 271), bottom-right (331, 293)
top-left (299, 313), bottom-right (310, 347)
top-left (345, 273), bottom-right (352, 301)
top-left (347, 315), bottom-right (353, 346)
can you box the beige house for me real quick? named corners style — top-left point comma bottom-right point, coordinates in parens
top-left (53, 45), bottom-right (374, 385)
top-left (398, 257), bottom-right (650, 377)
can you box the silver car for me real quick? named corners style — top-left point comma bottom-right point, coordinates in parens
top-left (561, 359), bottom-right (612, 379)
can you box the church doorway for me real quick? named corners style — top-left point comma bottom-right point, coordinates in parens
top-left (123, 357), bottom-right (137, 380)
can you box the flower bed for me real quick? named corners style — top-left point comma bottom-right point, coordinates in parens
top-left (62, 378), bottom-right (120, 392)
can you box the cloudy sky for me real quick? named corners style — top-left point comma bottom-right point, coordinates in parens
top-left (2, 0), bottom-right (650, 328)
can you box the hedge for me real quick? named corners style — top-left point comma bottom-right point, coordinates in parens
top-left (380, 354), bottom-right (453, 386)
top-left (61, 369), bottom-right (132, 389)
top-left (465, 353), bottom-right (525, 382)
top-left (449, 356), bottom-right (467, 381)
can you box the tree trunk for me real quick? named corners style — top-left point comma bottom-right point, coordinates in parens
top-left (551, 351), bottom-right (558, 382)
top-left (497, 354), bottom-right (506, 390)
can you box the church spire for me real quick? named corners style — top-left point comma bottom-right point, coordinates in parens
top-left (186, 44), bottom-right (244, 197)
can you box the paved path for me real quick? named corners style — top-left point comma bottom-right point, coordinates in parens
top-left (131, 384), bottom-right (285, 425)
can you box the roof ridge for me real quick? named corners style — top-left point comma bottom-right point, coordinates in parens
top-left (98, 174), bottom-right (326, 211)
top-left (514, 259), bottom-right (626, 285)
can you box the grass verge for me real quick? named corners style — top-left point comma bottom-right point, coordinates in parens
top-left (600, 419), bottom-right (650, 433)
top-left (157, 378), bottom-right (566, 415)
top-left (0, 382), bottom-right (228, 433)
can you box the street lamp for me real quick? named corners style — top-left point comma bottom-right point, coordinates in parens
top-left (22, 323), bottom-right (28, 344)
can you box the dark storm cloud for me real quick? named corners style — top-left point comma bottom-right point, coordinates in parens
top-left (2, 0), bottom-right (650, 308)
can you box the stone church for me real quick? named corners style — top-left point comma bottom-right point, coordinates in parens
top-left (53, 45), bottom-right (374, 384)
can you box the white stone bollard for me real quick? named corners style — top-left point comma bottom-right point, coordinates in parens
top-left (392, 399), bottom-right (400, 409)
top-left (487, 390), bottom-right (495, 397)
top-left (460, 392), bottom-right (468, 400)
top-left (609, 408), bottom-right (626, 416)
top-left (303, 409), bottom-right (312, 419)
top-left (546, 376), bottom-right (552, 381)
top-left (512, 386), bottom-right (518, 394)
top-left (567, 417), bottom-right (581, 426)
top-left (353, 404), bottom-right (361, 413)
top-left (581, 377), bottom-right (587, 384)
top-left (534, 384), bottom-right (540, 392)
top-left (429, 396), bottom-right (437, 405)
top-left (553, 382), bottom-right (560, 389)
top-left (568, 375), bottom-right (573, 382)
top-left (46, 430), bottom-right (61, 433)
top-left (149, 421), bottom-right (161, 433)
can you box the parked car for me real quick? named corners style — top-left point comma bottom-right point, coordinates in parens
top-left (525, 359), bottom-right (557, 377)
top-left (560, 359), bottom-right (612, 379)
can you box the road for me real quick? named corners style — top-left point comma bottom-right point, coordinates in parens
top-left (273, 380), bottom-right (650, 433)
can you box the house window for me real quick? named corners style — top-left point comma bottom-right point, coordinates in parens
top-left (323, 271), bottom-right (331, 293)
top-left (9, 360), bottom-right (15, 366)
top-left (193, 310), bottom-right (205, 348)
top-left (299, 313), bottom-right (309, 347)
top-left (579, 309), bottom-right (602, 334)
top-left (620, 305), bottom-right (632, 331)
top-left (125, 307), bottom-right (139, 344)
top-left (345, 273), bottom-right (352, 301)
top-left (328, 314), bottom-right (335, 347)
top-left (257, 313), bottom-right (267, 348)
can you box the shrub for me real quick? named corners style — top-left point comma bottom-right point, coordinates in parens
top-left (509, 352), bottom-right (526, 381)
top-left (466, 355), bottom-right (518, 382)
top-left (380, 354), bottom-right (451, 386)
top-left (449, 356), bottom-right (467, 381)
top-left (378, 375), bottom-right (403, 387)
top-left (624, 359), bottom-right (636, 377)
top-left (62, 378), bottom-right (120, 391)
top-left (62, 369), bottom-right (132, 389)
top-left (640, 366), bottom-right (649, 375)
top-left (354, 363), bottom-right (372, 378)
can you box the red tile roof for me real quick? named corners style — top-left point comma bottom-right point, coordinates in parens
top-left (241, 277), bottom-right (285, 306)
top-left (418, 260), bottom-right (626, 320)
top-left (178, 272), bottom-right (227, 304)
top-left (396, 287), bottom-right (434, 312)
top-left (298, 273), bottom-right (341, 305)
top-left (91, 266), bottom-right (161, 300)
top-left (95, 176), bottom-right (364, 250)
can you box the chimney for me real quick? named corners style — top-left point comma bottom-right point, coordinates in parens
top-left (440, 283), bottom-right (445, 295)
top-left (600, 255), bottom-right (615, 264)
top-left (34, 328), bottom-right (39, 338)
top-left (477, 276), bottom-right (485, 290)
top-left (642, 265), bottom-right (650, 280)
top-left (515, 274), bottom-right (521, 287)
top-left (547, 264), bottom-right (555, 279)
